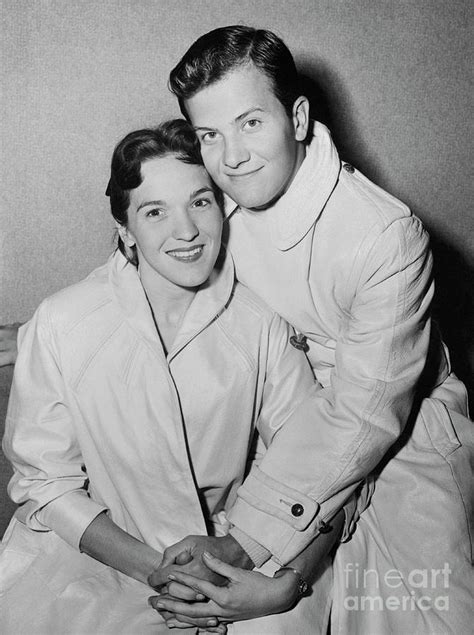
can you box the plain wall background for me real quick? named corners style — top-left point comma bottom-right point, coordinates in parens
top-left (1, 0), bottom-right (473, 532)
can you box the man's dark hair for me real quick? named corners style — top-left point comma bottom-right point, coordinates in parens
top-left (106, 119), bottom-right (222, 265)
top-left (169, 25), bottom-right (300, 119)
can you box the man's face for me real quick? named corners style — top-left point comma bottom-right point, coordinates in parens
top-left (185, 63), bottom-right (308, 210)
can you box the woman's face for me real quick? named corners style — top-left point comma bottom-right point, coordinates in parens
top-left (123, 155), bottom-right (223, 291)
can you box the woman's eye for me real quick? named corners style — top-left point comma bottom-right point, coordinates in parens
top-left (145, 208), bottom-right (164, 219)
top-left (192, 198), bottom-right (210, 209)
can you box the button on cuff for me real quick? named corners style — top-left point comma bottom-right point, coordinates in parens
top-left (291, 503), bottom-right (304, 517)
top-left (233, 467), bottom-right (320, 531)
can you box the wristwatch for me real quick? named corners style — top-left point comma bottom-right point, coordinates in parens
top-left (274, 566), bottom-right (309, 597)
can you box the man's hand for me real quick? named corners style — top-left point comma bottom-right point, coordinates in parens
top-left (149, 551), bottom-right (300, 628)
top-left (0, 322), bottom-right (20, 366)
top-left (162, 534), bottom-right (253, 571)
top-left (148, 534), bottom-right (253, 591)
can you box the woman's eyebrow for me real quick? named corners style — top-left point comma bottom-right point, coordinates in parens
top-left (189, 187), bottom-right (213, 199)
top-left (136, 200), bottom-right (165, 212)
top-left (136, 188), bottom-right (213, 210)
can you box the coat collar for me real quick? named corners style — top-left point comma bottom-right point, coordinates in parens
top-left (108, 249), bottom-right (235, 358)
top-left (170, 248), bottom-right (234, 358)
top-left (224, 121), bottom-right (341, 251)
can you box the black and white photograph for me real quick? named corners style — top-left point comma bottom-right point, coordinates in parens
top-left (0, 2), bottom-right (473, 633)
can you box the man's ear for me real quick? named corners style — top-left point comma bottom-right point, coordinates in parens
top-left (292, 96), bottom-right (310, 142)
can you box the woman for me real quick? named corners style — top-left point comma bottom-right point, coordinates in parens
top-left (0, 120), bottom-right (340, 634)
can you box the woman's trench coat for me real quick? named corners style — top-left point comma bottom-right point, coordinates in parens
top-left (0, 250), bottom-right (331, 634)
top-left (225, 122), bottom-right (474, 634)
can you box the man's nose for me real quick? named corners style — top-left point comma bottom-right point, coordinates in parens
top-left (223, 135), bottom-right (250, 169)
top-left (172, 211), bottom-right (199, 241)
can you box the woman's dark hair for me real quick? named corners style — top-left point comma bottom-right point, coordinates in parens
top-left (169, 25), bottom-right (300, 119)
top-left (106, 119), bottom-right (222, 265)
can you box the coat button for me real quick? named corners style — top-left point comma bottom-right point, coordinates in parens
top-left (290, 334), bottom-right (309, 352)
top-left (291, 503), bottom-right (304, 517)
top-left (343, 163), bottom-right (355, 173)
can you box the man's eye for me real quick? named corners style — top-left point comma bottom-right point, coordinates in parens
top-left (201, 131), bottom-right (218, 144)
top-left (243, 119), bottom-right (261, 130)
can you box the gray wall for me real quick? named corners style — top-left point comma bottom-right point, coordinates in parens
top-left (1, 1), bottom-right (473, 533)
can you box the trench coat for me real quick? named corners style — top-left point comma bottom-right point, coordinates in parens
top-left (225, 122), bottom-right (474, 634)
top-left (0, 250), bottom-right (332, 634)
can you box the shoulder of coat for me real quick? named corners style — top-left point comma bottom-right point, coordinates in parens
top-left (337, 163), bottom-right (412, 229)
top-left (230, 281), bottom-right (276, 322)
top-left (41, 262), bottom-right (115, 336)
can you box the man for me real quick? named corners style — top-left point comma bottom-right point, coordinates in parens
top-left (151, 26), bottom-right (473, 634)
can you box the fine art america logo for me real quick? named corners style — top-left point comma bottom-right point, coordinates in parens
top-left (343, 563), bottom-right (451, 612)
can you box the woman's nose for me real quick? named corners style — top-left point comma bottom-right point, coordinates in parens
top-left (172, 212), bottom-right (199, 241)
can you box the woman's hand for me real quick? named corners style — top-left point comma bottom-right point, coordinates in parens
top-left (148, 579), bottom-right (227, 632)
top-left (148, 551), bottom-right (300, 628)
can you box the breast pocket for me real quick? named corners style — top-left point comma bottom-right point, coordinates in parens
top-left (420, 398), bottom-right (461, 457)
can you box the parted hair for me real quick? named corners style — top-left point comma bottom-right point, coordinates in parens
top-left (169, 25), bottom-right (300, 119)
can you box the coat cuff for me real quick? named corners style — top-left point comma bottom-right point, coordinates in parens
top-left (229, 526), bottom-right (271, 568)
top-left (34, 490), bottom-right (108, 549)
top-left (231, 467), bottom-right (320, 530)
top-left (227, 466), bottom-right (361, 564)
top-left (227, 466), bottom-right (320, 564)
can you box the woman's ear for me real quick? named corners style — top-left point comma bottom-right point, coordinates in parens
top-left (292, 96), bottom-right (310, 142)
top-left (116, 222), bottom-right (135, 248)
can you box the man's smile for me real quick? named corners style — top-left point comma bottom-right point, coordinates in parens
top-left (226, 167), bottom-right (263, 179)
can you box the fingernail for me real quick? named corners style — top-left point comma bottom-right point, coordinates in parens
top-left (168, 574), bottom-right (176, 580)
top-left (195, 593), bottom-right (205, 600)
top-left (203, 551), bottom-right (213, 559)
top-left (156, 602), bottom-right (164, 609)
top-left (207, 619), bottom-right (217, 626)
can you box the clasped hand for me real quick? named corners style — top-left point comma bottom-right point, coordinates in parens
top-left (148, 535), bottom-right (299, 632)
top-left (0, 323), bottom-right (20, 367)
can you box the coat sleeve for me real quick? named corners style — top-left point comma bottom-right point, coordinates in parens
top-left (228, 216), bottom-right (435, 564)
top-left (3, 300), bottom-right (107, 549)
top-left (229, 309), bottom-right (360, 564)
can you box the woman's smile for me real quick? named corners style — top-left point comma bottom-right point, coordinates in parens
top-left (166, 245), bottom-right (204, 262)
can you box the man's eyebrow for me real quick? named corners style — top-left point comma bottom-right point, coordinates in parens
top-left (235, 107), bottom-right (265, 123)
top-left (193, 107), bottom-right (265, 131)
top-left (193, 125), bottom-right (215, 132)
top-left (136, 200), bottom-right (165, 212)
